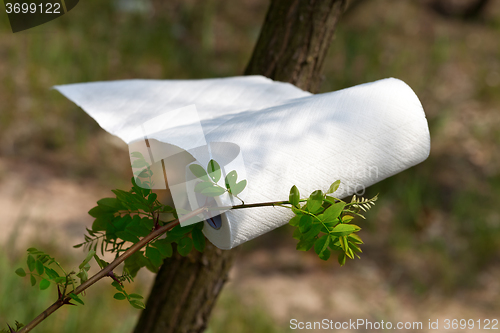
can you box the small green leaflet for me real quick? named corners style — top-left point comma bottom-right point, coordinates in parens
top-left (39, 279), bottom-right (50, 291)
top-left (189, 164), bottom-right (210, 181)
top-left (129, 300), bottom-right (146, 309)
top-left (330, 224), bottom-right (360, 237)
top-left (145, 246), bottom-right (163, 267)
top-left (192, 228), bottom-right (206, 252)
top-left (314, 235), bottom-right (331, 261)
top-left (15, 268), bottom-right (26, 277)
top-left (177, 238), bottom-right (193, 256)
top-left (130, 152), bottom-right (144, 159)
top-left (299, 215), bottom-right (313, 233)
top-left (322, 202), bottom-right (346, 222)
top-left (68, 293), bottom-right (85, 305)
top-left (199, 184), bottom-right (226, 197)
top-left (224, 170), bottom-right (247, 196)
top-left (307, 190), bottom-right (323, 213)
top-left (114, 293), bottom-right (127, 300)
top-left (79, 250), bottom-right (96, 270)
top-left (207, 159), bottom-right (221, 182)
top-left (194, 182), bottom-right (215, 193)
top-left (289, 185), bottom-right (300, 208)
top-left (327, 180), bottom-right (341, 194)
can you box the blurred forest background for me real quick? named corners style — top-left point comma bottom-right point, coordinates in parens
top-left (0, 0), bottom-right (499, 332)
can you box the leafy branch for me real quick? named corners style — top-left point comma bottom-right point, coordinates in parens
top-left (286, 181), bottom-right (377, 265)
top-left (4, 157), bottom-right (378, 332)
top-left (190, 159), bottom-right (247, 204)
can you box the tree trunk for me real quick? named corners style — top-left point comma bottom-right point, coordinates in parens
top-left (133, 1), bottom-right (347, 332)
top-left (245, 0), bottom-right (348, 93)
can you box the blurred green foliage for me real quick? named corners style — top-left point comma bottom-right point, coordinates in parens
top-left (0, 250), bottom-right (140, 332)
top-left (0, 248), bottom-right (283, 333)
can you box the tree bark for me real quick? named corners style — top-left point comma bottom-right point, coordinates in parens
top-left (245, 0), bottom-right (348, 93)
top-left (133, 1), bottom-right (347, 332)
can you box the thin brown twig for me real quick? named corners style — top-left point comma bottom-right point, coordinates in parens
top-left (17, 207), bottom-right (205, 333)
top-left (17, 198), bottom-right (303, 333)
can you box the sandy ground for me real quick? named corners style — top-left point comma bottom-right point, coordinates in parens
top-left (0, 157), bottom-right (107, 252)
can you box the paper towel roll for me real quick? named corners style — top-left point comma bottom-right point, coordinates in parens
top-left (54, 76), bottom-right (430, 249)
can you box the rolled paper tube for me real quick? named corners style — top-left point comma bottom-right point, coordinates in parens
top-left (54, 76), bottom-right (430, 249)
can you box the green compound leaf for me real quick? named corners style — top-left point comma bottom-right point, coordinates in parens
top-left (39, 279), bottom-right (50, 291)
top-left (114, 293), bottom-right (127, 301)
top-left (177, 237), bottom-right (193, 257)
top-left (111, 281), bottom-right (124, 291)
top-left (330, 224), bottom-right (360, 237)
top-left (288, 215), bottom-right (301, 227)
top-left (328, 237), bottom-right (343, 251)
top-left (152, 239), bottom-right (173, 258)
top-left (97, 197), bottom-right (122, 210)
top-left (147, 193), bottom-right (157, 205)
top-left (92, 216), bottom-right (110, 232)
top-left (130, 152), bottom-right (144, 159)
top-left (230, 180), bottom-right (247, 196)
top-left (15, 268), bottom-right (26, 277)
top-left (299, 215), bottom-right (313, 234)
top-left (76, 270), bottom-right (88, 284)
top-left (207, 159), bottom-right (222, 183)
top-left (342, 215), bottom-right (354, 223)
top-left (349, 242), bottom-right (362, 254)
top-left (322, 202), bottom-right (346, 222)
top-left (319, 248), bottom-right (331, 261)
top-left (289, 185), bottom-right (300, 208)
top-left (131, 158), bottom-right (149, 169)
top-left (79, 250), bottom-right (96, 270)
top-left (301, 224), bottom-right (322, 241)
top-left (129, 300), bottom-right (146, 310)
top-left (140, 217), bottom-right (155, 230)
top-left (224, 170), bottom-right (238, 191)
top-left (30, 274), bottom-right (36, 286)
top-left (296, 238), bottom-right (315, 252)
top-left (68, 293), bottom-right (85, 305)
top-left (88, 206), bottom-right (114, 219)
top-left (194, 181), bottom-right (215, 193)
top-left (165, 225), bottom-right (193, 242)
top-left (192, 228), bottom-right (206, 252)
top-left (189, 164), bottom-right (210, 181)
top-left (116, 231), bottom-right (140, 243)
top-left (348, 233), bottom-right (363, 244)
top-left (307, 190), bottom-right (324, 214)
top-left (314, 235), bottom-right (331, 261)
top-left (35, 261), bottom-right (44, 275)
top-left (338, 252), bottom-right (347, 266)
top-left (339, 236), bottom-right (348, 252)
top-left (114, 214), bottom-right (132, 232)
top-left (135, 168), bottom-right (151, 178)
top-left (128, 294), bottom-right (144, 300)
top-left (224, 170), bottom-right (236, 186)
top-left (27, 255), bottom-right (35, 272)
top-left (292, 227), bottom-right (302, 240)
top-left (126, 215), bottom-right (151, 237)
top-left (145, 246), bottom-right (163, 268)
top-left (200, 184), bottom-right (226, 197)
top-left (327, 180), bottom-right (341, 194)
top-left (223, 170), bottom-right (247, 196)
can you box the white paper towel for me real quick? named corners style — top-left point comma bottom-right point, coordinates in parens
top-left (54, 75), bottom-right (430, 249)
